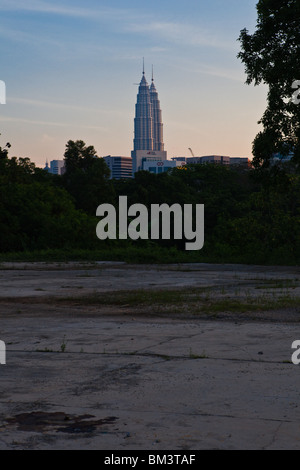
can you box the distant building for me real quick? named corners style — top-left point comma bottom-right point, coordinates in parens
top-left (44, 159), bottom-right (65, 175)
top-left (142, 159), bottom-right (180, 174)
top-left (229, 157), bottom-right (250, 166)
top-left (271, 151), bottom-right (294, 164)
top-left (172, 155), bottom-right (250, 167)
top-left (131, 65), bottom-right (168, 175)
top-left (103, 156), bottom-right (132, 179)
top-left (201, 155), bottom-right (230, 165)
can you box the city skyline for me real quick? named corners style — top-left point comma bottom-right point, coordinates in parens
top-left (0, 0), bottom-right (267, 167)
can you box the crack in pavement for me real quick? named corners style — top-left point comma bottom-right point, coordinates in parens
top-left (3, 348), bottom-right (293, 365)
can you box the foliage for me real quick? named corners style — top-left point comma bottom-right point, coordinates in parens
top-left (61, 140), bottom-right (115, 215)
top-left (238, 0), bottom-right (300, 167)
top-left (0, 135), bottom-right (299, 265)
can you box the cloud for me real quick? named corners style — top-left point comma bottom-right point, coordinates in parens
top-left (0, 0), bottom-right (235, 52)
top-left (0, 115), bottom-right (108, 131)
top-left (197, 63), bottom-right (245, 82)
top-left (8, 97), bottom-right (128, 118)
top-left (41, 133), bottom-right (55, 143)
top-left (0, 25), bottom-right (63, 48)
top-left (0, 0), bottom-right (93, 16)
top-left (0, 0), bottom-right (133, 22)
top-left (9, 96), bottom-right (98, 112)
top-left (127, 21), bottom-right (235, 51)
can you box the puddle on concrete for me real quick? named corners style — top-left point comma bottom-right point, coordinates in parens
top-left (6, 411), bottom-right (118, 434)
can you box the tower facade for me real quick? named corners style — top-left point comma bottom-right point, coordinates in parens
top-left (150, 72), bottom-right (164, 152)
top-left (131, 65), bottom-right (167, 175)
top-left (133, 71), bottom-right (154, 152)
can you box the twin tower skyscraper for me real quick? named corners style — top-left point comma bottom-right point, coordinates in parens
top-left (131, 63), bottom-right (167, 174)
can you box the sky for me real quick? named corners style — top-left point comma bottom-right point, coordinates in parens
top-left (0, 0), bottom-right (267, 168)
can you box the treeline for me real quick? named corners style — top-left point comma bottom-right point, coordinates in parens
top-left (0, 139), bottom-right (300, 265)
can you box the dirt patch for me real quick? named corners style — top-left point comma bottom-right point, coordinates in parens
top-left (6, 412), bottom-right (118, 434)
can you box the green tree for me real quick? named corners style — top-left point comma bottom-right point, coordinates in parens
top-left (0, 134), bottom-right (11, 161)
top-left (62, 140), bottom-right (115, 215)
top-left (0, 148), bottom-right (101, 253)
top-left (238, 0), bottom-right (300, 167)
top-left (0, 138), bottom-right (36, 184)
top-left (63, 139), bottom-right (98, 173)
top-left (0, 181), bottom-right (99, 252)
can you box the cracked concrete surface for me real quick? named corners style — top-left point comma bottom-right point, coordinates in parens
top-left (0, 261), bottom-right (300, 450)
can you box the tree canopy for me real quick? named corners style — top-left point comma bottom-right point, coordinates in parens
top-left (62, 140), bottom-right (114, 215)
top-left (0, 136), bottom-right (300, 264)
top-left (238, 0), bottom-right (300, 167)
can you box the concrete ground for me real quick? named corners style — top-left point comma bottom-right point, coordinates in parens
top-left (0, 261), bottom-right (300, 450)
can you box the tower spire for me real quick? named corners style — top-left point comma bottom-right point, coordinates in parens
top-left (143, 57), bottom-right (145, 75)
top-left (152, 64), bottom-right (154, 82)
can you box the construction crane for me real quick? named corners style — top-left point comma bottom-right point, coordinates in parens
top-left (188, 148), bottom-right (195, 157)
